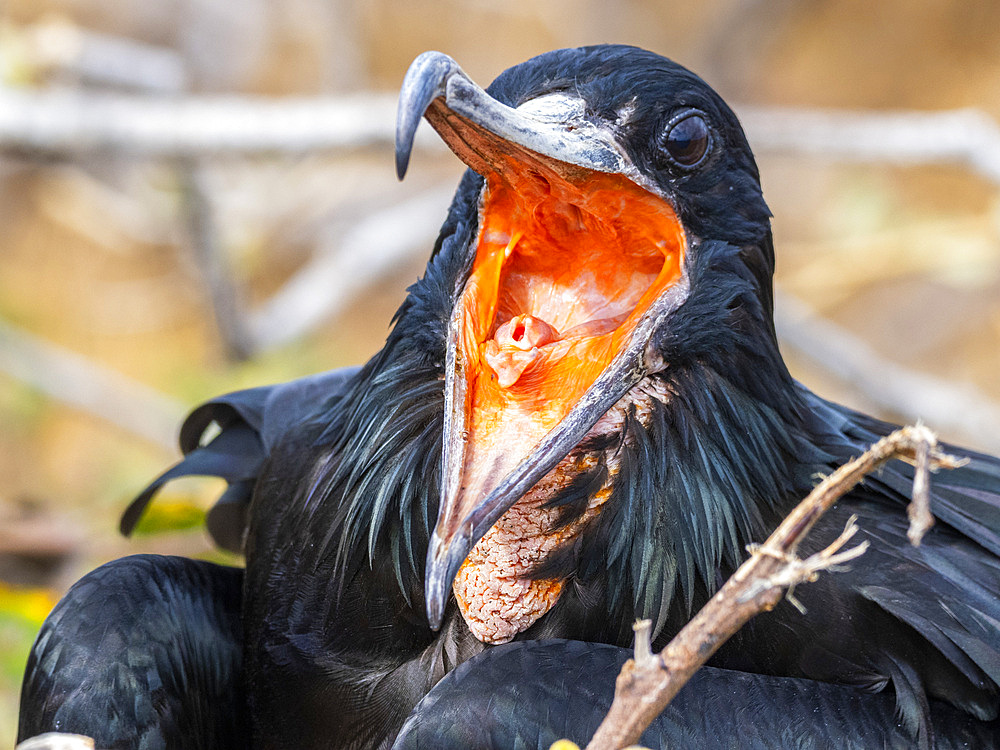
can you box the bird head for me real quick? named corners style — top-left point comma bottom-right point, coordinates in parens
top-left (395, 46), bottom-right (788, 644)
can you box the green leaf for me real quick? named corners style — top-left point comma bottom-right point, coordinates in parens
top-left (131, 497), bottom-right (206, 535)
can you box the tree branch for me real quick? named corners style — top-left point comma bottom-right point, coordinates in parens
top-left (246, 186), bottom-right (454, 351)
top-left (0, 86), bottom-right (405, 158)
top-left (583, 425), bottom-right (965, 750)
top-left (774, 290), bottom-right (1000, 455)
top-left (0, 317), bottom-right (185, 450)
top-left (740, 106), bottom-right (1000, 185)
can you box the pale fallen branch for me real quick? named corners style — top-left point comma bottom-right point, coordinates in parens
top-left (0, 86), bottom-right (409, 157)
top-left (247, 186), bottom-right (454, 351)
top-left (741, 106), bottom-right (1000, 185)
top-left (584, 425), bottom-right (965, 750)
top-left (0, 317), bottom-right (185, 450)
top-left (774, 289), bottom-right (1000, 455)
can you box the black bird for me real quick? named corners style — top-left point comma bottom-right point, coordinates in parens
top-left (19, 45), bottom-right (1000, 750)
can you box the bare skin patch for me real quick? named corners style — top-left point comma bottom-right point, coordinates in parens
top-left (453, 455), bottom-right (610, 644)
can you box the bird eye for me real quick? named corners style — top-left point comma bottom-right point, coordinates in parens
top-left (660, 112), bottom-right (712, 169)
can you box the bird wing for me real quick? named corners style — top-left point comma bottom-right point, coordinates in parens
top-left (18, 555), bottom-right (246, 750)
top-left (120, 366), bottom-right (359, 552)
top-left (392, 639), bottom-right (997, 750)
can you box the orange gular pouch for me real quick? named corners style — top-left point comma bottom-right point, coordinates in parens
top-left (450, 160), bottom-right (686, 643)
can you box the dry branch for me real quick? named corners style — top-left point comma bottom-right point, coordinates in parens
top-left (0, 87), bottom-right (406, 157)
top-left (774, 290), bottom-right (1000, 455)
top-left (247, 186), bottom-right (455, 351)
top-left (0, 317), bottom-right (185, 450)
top-left (4, 82), bottom-right (1000, 184)
top-left (584, 425), bottom-right (965, 750)
top-left (740, 106), bottom-right (1000, 186)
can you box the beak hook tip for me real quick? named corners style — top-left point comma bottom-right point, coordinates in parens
top-left (395, 51), bottom-right (461, 184)
top-left (395, 153), bottom-right (410, 181)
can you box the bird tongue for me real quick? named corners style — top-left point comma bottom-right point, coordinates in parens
top-left (483, 314), bottom-right (558, 388)
top-left (484, 313), bottom-right (630, 388)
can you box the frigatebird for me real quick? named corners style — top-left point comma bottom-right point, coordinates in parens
top-left (18, 45), bottom-right (1000, 749)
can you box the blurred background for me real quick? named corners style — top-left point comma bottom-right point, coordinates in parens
top-left (2, 0), bottom-right (1000, 743)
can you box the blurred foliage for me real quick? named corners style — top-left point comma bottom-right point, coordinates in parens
top-left (131, 497), bottom-right (206, 536)
top-left (0, 585), bottom-right (58, 742)
top-left (0, 599), bottom-right (50, 637)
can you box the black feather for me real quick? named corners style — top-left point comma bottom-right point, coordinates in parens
top-left (393, 640), bottom-right (999, 750)
top-left (18, 556), bottom-right (245, 750)
top-left (120, 366), bottom-right (359, 552)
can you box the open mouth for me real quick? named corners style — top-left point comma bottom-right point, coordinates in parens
top-left (396, 52), bottom-right (691, 642)
top-left (469, 167), bottom-right (685, 397)
top-left (453, 163), bottom-right (685, 642)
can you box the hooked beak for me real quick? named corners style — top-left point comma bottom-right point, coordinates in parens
top-left (396, 51), bottom-right (637, 183)
top-left (397, 52), bottom-right (690, 633)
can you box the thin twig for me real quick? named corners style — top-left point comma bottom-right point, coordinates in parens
top-left (632, 620), bottom-right (654, 668)
top-left (584, 425), bottom-right (964, 750)
top-left (178, 161), bottom-right (253, 361)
